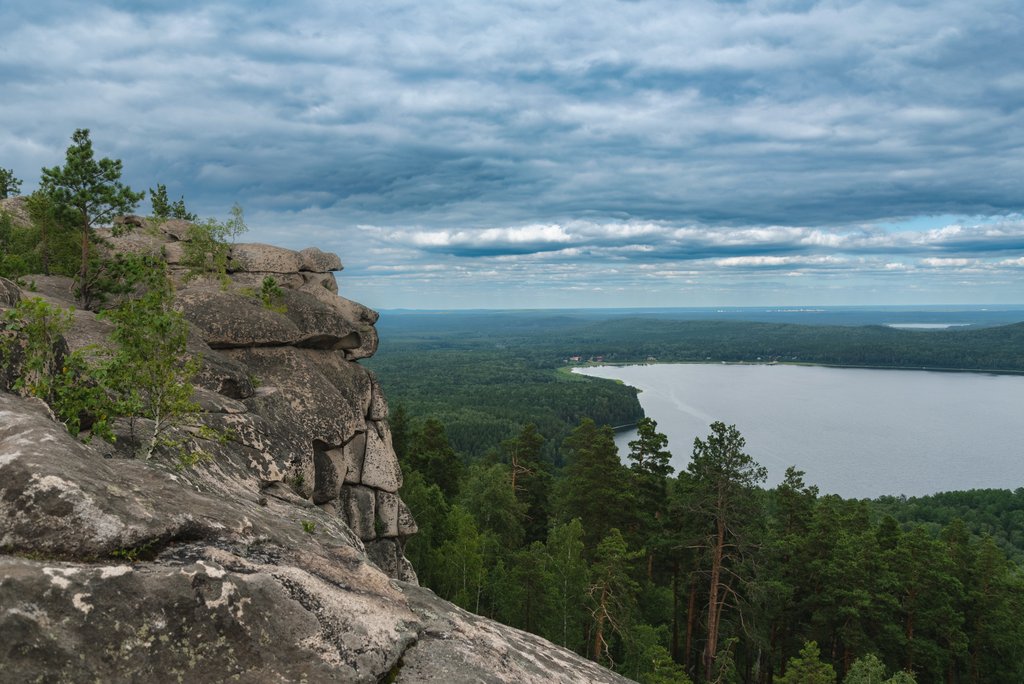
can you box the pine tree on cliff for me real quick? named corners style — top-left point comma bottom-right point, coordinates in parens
top-left (40, 129), bottom-right (144, 308)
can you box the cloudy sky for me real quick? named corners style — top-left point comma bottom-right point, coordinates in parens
top-left (2, 0), bottom-right (1023, 309)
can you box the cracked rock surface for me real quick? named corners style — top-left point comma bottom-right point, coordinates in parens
top-left (0, 215), bottom-right (632, 682)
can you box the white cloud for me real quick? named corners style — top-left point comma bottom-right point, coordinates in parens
top-left (714, 255), bottom-right (846, 268)
top-left (921, 258), bottom-right (973, 267)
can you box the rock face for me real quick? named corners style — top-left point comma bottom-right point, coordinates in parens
top-left (0, 217), bottom-right (631, 683)
top-left (88, 221), bottom-right (406, 575)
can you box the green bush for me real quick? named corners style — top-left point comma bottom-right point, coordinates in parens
top-left (0, 297), bottom-right (113, 440)
top-left (182, 204), bottom-right (248, 285)
top-left (260, 276), bottom-right (285, 311)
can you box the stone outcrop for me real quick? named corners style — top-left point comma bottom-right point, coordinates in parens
top-left (0, 216), bottom-right (631, 682)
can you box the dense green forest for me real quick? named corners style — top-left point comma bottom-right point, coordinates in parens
top-left (365, 309), bottom-right (1024, 460)
top-left (369, 311), bottom-right (1024, 682)
top-left (372, 310), bottom-right (1024, 374)
top-left (394, 415), bottom-right (1024, 684)
top-left (366, 346), bottom-right (643, 462)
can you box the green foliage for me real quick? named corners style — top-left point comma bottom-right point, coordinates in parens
top-left (638, 644), bottom-right (693, 684)
top-left (628, 417), bottom-right (673, 572)
top-left (892, 526), bottom-right (966, 680)
top-left (175, 447), bottom-right (213, 471)
top-left (398, 470), bottom-right (450, 589)
top-left (393, 407), bottom-right (1024, 682)
top-left (872, 488), bottom-right (1024, 563)
top-left (100, 259), bottom-right (202, 459)
top-left (434, 505), bottom-right (488, 611)
top-left (777, 641), bottom-right (836, 684)
top-left (0, 296), bottom-right (72, 398)
top-left (150, 183), bottom-right (198, 222)
top-left (0, 211), bottom-right (36, 280)
top-left (556, 418), bottom-right (635, 551)
top-left (843, 653), bottom-right (888, 684)
top-left (0, 283), bottom-right (207, 446)
top-left (0, 167), bottom-right (21, 198)
top-left (182, 219), bottom-right (232, 284)
top-left (364, 320), bottom-right (644, 462)
top-left (109, 540), bottom-right (155, 562)
top-left (150, 183), bottom-right (171, 219)
top-left (0, 193), bottom-right (79, 280)
top-left (25, 191), bottom-right (80, 278)
top-left (543, 518), bottom-right (590, 651)
top-left (688, 421), bottom-right (768, 493)
top-left (403, 417), bottom-right (463, 498)
top-left (301, 519), bottom-right (316, 534)
top-left (588, 528), bottom-right (643, 666)
top-left (499, 422), bottom-right (551, 543)
top-left (221, 203), bottom-right (248, 243)
top-left (844, 653), bottom-right (918, 684)
top-left (1, 297), bottom-right (113, 440)
top-left (260, 276), bottom-right (285, 311)
top-left (181, 204), bottom-right (248, 284)
top-left (629, 417), bottom-right (673, 478)
top-left (39, 129), bottom-right (144, 307)
top-left (458, 463), bottom-right (526, 549)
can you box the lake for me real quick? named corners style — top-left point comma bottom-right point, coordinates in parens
top-left (574, 363), bottom-right (1024, 499)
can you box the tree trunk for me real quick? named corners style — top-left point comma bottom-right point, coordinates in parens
top-left (905, 606), bottom-right (915, 671)
top-left (41, 218), bottom-right (50, 276)
top-left (78, 214), bottom-right (89, 307)
top-left (510, 452), bottom-right (518, 494)
top-left (685, 574), bottom-right (697, 672)
top-left (592, 586), bottom-right (608, 663)
top-left (671, 562), bottom-right (680, 661)
top-left (704, 516), bottom-right (725, 679)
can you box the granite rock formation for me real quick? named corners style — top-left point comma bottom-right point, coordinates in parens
top-left (0, 213), bottom-right (631, 682)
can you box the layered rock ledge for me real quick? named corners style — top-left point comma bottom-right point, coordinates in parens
top-left (0, 213), bottom-right (630, 682)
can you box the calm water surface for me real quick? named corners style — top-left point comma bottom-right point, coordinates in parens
top-left (574, 364), bottom-right (1024, 499)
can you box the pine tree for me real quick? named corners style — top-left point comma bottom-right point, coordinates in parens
top-left (500, 423), bottom-right (551, 542)
top-left (777, 641), bottom-right (836, 684)
top-left (628, 417), bottom-right (673, 578)
top-left (687, 422), bottom-right (766, 680)
top-left (557, 418), bottom-right (634, 550)
top-left (0, 167), bottom-right (22, 198)
top-left (407, 417), bottom-right (463, 498)
top-left (40, 129), bottom-right (144, 308)
top-left (588, 528), bottom-right (643, 667)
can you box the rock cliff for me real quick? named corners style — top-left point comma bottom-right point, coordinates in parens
top-left (0, 215), bottom-right (631, 682)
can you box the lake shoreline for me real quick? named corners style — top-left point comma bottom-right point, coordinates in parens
top-left (569, 358), bottom-right (1024, 377)
top-left (573, 362), bottom-right (1024, 499)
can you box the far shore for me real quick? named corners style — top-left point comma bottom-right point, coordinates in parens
top-left (567, 358), bottom-right (1024, 377)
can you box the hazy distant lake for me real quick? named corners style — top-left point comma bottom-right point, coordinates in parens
top-left (574, 364), bottom-right (1024, 499)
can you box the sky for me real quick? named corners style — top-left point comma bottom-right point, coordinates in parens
top-left (1, 0), bottom-right (1023, 309)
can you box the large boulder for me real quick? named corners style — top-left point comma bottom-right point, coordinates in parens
top-left (0, 196), bottom-right (30, 227)
top-left (299, 246), bottom-right (343, 273)
top-left (176, 288), bottom-right (302, 348)
top-left (176, 286), bottom-right (369, 351)
top-left (230, 243), bottom-right (303, 274)
top-left (0, 277), bottom-right (19, 307)
top-left (224, 347), bottom-right (371, 448)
